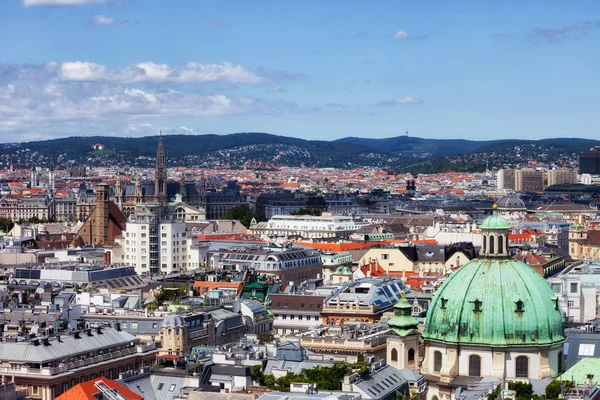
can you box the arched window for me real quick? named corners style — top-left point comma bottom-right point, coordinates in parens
top-left (489, 235), bottom-right (495, 254)
top-left (482, 236), bottom-right (487, 253)
top-left (408, 348), bottom-right (415, 362)
top-left (432, 396), bottom-right (439, 400)
top-left (515, 356), bottom-right (529, 378)
top-left (468, 355), bottom-right (481, 376)
top-left (433, 351), bottom-right (442, 373)
top-left (391, 348), bottom-right (398, 362)
top-left (498, 235), bottom-right (504, 254)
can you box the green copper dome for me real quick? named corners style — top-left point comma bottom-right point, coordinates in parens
top-left (388, 295), bottom-right (419, 336)
top-left (422, 257), bottom-right (565, 346)
top-left (480, 209), bottom-right (510, 230)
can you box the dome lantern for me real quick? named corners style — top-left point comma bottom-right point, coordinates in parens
top-left (480, 203), bottom-right (510, 258)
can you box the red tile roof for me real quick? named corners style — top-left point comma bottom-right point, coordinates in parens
top-left (55, 377), bottom-right (143, 400)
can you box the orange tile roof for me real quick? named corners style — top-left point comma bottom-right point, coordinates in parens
top-left (193, 281), bottom-right (243, 296)
top-left (55, 377), bottom-right (143, 400)
top-left (294, 241), bottom-right (384, 251)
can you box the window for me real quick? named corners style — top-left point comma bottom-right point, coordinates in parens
top-left (552, 284), bottom-right (561, 294)
top-left (157, 383), bottom-right (164, 390)
top-left (570, 283), bottom-right (578, 293)
top-left (568, 300), bottom-right (574, 307)
top-left (489, 236), bottom-right (495, 254)
top-left (515, 356), bottom-right (529, 378)
top-left (381, 254), bottom-right (389, 260)
top-left (391, 348), bottom-right (398, 362)
top-left (468, 355), bottom-right (481, 376)
top-left (131, 322), bottom-right (138, 329)
top-left (483, 236), bottom-right (487, 253)
top-left (558, 351), bottom-right (563, 373)
top-left (408, 348), bottom-right (415, 362)
top-left (578, 343), bottom-right (595, 356)
top-left (433, 351), bottom-right (442, 373)
top-left (498, 235), bottom-right (504, 254)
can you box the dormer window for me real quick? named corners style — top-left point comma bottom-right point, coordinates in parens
top-left (515, 299), bottom-right (524, 313)
top-left (440, 298), bottom-right (448, 310)
top-left (472, 299), bottom-right (482, 313)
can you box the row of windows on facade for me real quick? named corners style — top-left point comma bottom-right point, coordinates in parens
top-left (127, 231), bottom-right (187, 237)
top-left (278, 315), bottom-right (321, 321)
top-left (140, 263), bottom-right (184, 269)
top-left (126, 254), bottom-right (188, 262)
top-left (125, 240), bottom-right (186, 247)
top-left (275, 302), bottom-right (322, 309)
top-left (431, 351), bottom-right (540, 378)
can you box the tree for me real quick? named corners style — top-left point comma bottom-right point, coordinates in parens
top-left (545, 380), bottom-right (562, 399)
top-left (0, 217), bottom-right (13, 234)
top-left (509, 381), bottom-right (534, 400)
top-left (252, 364), bottom-right (265, 386)
top-left (220, 205), bottom-right (259, 228)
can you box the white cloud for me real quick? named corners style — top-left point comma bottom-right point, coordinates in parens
top-left (268, 85), bottom-right (287, 93)
top-left (24, 0), bottom-right (104, 6)
top-left (0, 61), bottom-right (300, 141)
top-left (127, 123), bottom-right (204, 136)
top-left (60, 61), bottom-right (107, 81)
top-left (375, 96), bottom-right (423, 106)
top-left (393, 30), bottom-right (411, 39)
top-left (92, 15), bottom-right (114, 26)
top-left (55, 61), bottom-right (264, 84)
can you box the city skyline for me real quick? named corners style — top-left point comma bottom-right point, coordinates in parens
top-left (1, 0), bottom-right (599, 143)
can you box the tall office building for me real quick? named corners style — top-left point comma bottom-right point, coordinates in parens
top-left (497, 169), bottom-right (515, 190)
top-left (548, 169), bottom-right (577, 186)
top-left (515, 169), bottom-right (545, 193)
top-left (579, 147), bottom-right (600, 175)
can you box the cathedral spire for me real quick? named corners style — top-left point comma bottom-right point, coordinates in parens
top-left (154, 134), bottom-right (167, 204)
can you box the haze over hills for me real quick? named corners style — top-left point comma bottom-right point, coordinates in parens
top-left (2, 133), bottom-right (598, 173)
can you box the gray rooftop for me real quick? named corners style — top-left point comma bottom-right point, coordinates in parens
top-left (0, 328), bottom-right (138, 363)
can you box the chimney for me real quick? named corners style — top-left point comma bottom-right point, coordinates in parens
top-left (42, 337), bottom-right (50, 346)
top-left (57, 335), bottom-right (62, 343)
top-left (86, 329), bottom-right (93, 337)
top-left (32, 338), bottom-right (40, 346)
top-left (115, 322), bottom-right (121, 332)
top-left (96, 326), bottom-right (103, 335)
top-left (74, 331), bottom-right (81, 339)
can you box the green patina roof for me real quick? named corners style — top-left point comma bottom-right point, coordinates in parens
top-left (422, 256), bottom-right (565, 346)
top-left (388, 295), bottom-right (419, 336)
top-left (480, 210), bottom-right (510, 230)
top-left (558, 358), bottom-right (600, 385)
top-left (334, 266), bottom-right (352, 275)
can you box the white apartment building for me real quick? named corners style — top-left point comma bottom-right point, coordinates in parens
top-left (108, 204), bottom-right (208, 275)
top-left (249, 213), bottom-right (369, 240)
top-left (423, 222), bottom-right (483, 247)
top-left (548, 260), bottom-right (600, 323)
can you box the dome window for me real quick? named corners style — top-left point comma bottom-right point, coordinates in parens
top-left (515, 299), bottom-right (525, 313)
top-left (440, 298), bottom-right (448, 310)
top-left (471, 299), bottom-right (482, 313)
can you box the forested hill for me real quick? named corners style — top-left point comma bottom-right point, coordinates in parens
top-left (1, 133), bottom-right (597, 172)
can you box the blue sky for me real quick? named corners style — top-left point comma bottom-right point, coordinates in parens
top-left (0, 0), bottom-right (598, 142)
